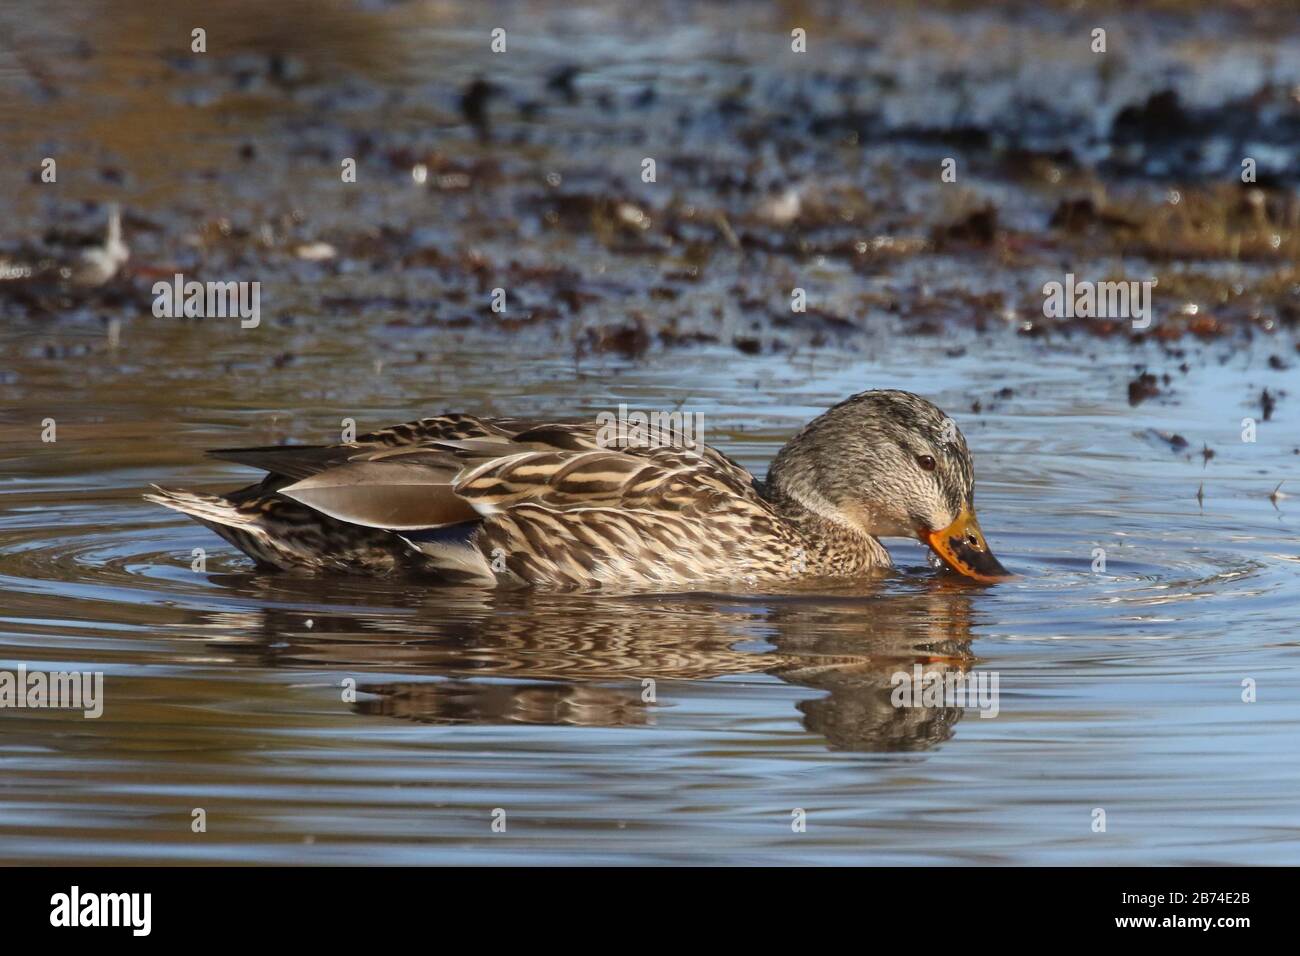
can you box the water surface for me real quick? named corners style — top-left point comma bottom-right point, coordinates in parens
top-left (3, 325), bottom-right (1298, 864)
top-left (1, 0), bottom-right (1299, 865)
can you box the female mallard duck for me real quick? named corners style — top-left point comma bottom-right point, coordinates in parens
top-left (147, 389), bottom-right (1009, 588)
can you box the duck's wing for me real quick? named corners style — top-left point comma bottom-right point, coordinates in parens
top-left (205, 414), bottom-right (535, 480)
top-left (451, 422), bottom-right (782, 587)
top-left (208, 415), bottom-right (768, 532)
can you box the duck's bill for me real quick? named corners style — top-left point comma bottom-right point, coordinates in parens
top-left (923, 507), bottom-right (1011, 583)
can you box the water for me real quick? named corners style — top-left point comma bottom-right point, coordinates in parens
top-left (3, 323), bottom-right (1297, 864)
top-left (2, 0), bottom-right (1299, 865)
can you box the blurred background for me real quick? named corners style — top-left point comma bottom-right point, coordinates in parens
top-left (1, 1), bottom-right (1298, 865)
top-left (2, 0), bottom-right (1298, 345)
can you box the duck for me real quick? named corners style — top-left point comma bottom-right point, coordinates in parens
top-left (146, 389), bottom-right (1009, 589)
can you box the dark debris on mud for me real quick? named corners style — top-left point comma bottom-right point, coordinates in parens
top-left (3, 1), bottom-right (1299, 397)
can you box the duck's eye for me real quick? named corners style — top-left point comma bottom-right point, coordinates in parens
top-left (917, 454), bottom-right (937, 472)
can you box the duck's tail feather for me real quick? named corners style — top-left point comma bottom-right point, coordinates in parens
top-left (144, 485), bottom-right (493, 581)
top-left (145, 485), bottom-right (312, 571)
top-left (144, 486), bottom-right (258, 528)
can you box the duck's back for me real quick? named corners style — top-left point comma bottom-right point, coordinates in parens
top-left (148, 413), bottom-right (799, 589)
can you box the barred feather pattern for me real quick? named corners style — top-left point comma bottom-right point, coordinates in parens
top-left (149, 413), bottom-right (891, 589)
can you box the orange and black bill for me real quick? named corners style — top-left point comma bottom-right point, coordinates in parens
top-left (923, 507), bottom-right (1011, 583)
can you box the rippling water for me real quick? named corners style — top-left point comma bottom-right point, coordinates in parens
top-left (2, 0), bottom-right (1299, 865)
top-left (3, 321), bottom-right (1298, 864)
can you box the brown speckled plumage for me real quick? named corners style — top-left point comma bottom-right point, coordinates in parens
top-left (147, 389), bottom-right (1006, 589)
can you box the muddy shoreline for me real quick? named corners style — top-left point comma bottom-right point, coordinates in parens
top-left (3, 2), bottom-right (1298, 363)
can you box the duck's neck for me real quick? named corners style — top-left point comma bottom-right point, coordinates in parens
top-left (762, 479), bottom-right (891, 576)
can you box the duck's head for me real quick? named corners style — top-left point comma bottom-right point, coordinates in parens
top-left (768, 389), bottom-right (1010, 583)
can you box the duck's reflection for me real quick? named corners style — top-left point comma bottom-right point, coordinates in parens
top-left (203, 574), bottom-right (983, 752)
top-left (360, 681), bottom-right (655, 728)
